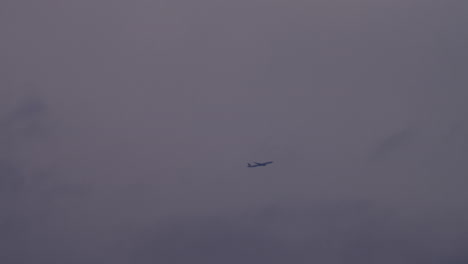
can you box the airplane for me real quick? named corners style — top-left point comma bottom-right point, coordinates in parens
top-left (247, 161), bottom-right (273, 168)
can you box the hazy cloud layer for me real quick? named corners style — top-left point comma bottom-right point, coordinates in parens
top-left (136, 203), bottom-right (468, 264)
top-left (2, 0), bottom-right (468, 263)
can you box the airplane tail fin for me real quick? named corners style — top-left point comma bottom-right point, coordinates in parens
top-left (247, 163), bottom-right (252, 167)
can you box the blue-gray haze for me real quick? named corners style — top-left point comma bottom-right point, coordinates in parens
top-left (1, 0), bottom-right (468, 263)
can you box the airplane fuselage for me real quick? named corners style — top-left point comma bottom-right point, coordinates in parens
top-left (247, 161), bottom-right (273, 168)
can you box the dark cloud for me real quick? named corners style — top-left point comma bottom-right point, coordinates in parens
top-left (0, 95), bottom-right (50, 152)
top-left (1, 96), bottom-right (46, 124)
top-left (0, 96), bottom-right (92, 264)
top-left (0, 161), bottom-right (23, 193)
top-left (133, 202), bottom-right (468, 264)
top-left (370, 127), bottom-right (418, 161)
top-left (0, 96), bottom-right (47, 191)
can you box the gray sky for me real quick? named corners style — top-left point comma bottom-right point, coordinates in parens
top-left (2, 0), bottom-right (468, 263)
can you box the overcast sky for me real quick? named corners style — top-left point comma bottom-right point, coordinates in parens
top-left (2, 0), bottom-right (468, 263)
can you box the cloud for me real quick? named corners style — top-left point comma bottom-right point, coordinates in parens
top-left (0, 95), bottom-right (49, 141)
top-left (0, 95), bottom-right (92, 264)
top-left (0, 160), bottom-right (23, 194)
top-left (370, 127), bottom-right (419, 162)
top-left (2, 0), bottom-right (468, 263)
top-left (131, 202), bottom-right (468, 264)
top-left (0, 95), bottom-right (50, 194)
